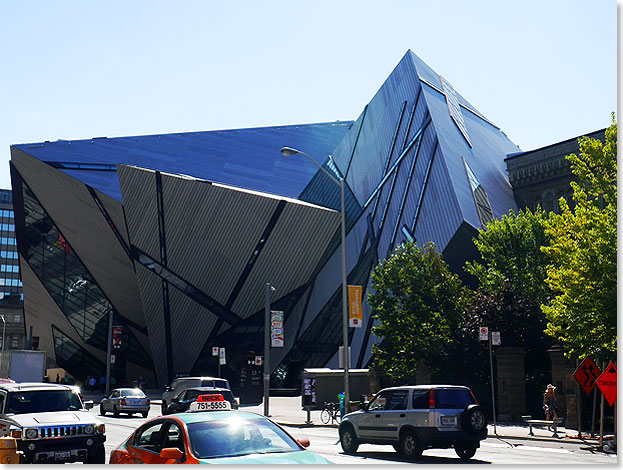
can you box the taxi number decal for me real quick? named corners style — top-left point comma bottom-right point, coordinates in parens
top-left (190, 400), bottom-right (231, 412)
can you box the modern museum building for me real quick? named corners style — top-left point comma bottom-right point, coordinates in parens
top-left (10, 50), bottom-right (524, 388)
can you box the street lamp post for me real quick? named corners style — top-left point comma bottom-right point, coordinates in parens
top-left (280, 146), bottom-right (350, 409)
top-left (0, 315), bottom-right (4, 378)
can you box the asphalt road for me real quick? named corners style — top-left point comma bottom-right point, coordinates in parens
top-left (94, 405), bottom-right (617, 465)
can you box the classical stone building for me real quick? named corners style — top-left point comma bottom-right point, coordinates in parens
top-left (505, 129), bottom-right (606, 214)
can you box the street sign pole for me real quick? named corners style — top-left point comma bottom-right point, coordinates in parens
top-left (488, 330), bottom-right (496, 435)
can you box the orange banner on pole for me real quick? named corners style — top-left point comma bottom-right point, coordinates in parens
top-left (348, 285), bottom-right (363, 328)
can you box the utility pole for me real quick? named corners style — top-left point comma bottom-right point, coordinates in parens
top-left (105, 310), bottom-right (113, 396)
top-left (488, 330), bottom-right (496, 435)
top-left (263, 283), bottom-right (275, 417)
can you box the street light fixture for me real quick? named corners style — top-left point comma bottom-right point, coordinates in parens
top-left (0, 315), bottom-right (5, 378)
top-left (280, 146), bottom-right (350, 410)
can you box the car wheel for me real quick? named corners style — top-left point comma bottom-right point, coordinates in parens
top-left (85, 444), bottom-right (105, 464)
top-left (113, 405), bottom-right (120, 417)
top-left (142, 411), bottom-right (148, 418)
top-left (399, 430), bottom-right (422, 459)
top-left (161, 402), bottom-right (167, 415)
top-left (455, 443), bottom-right (478, 460)
top-left (99, 404), bottom-right (106, 416)
top-left (339, 426), bottom-right (359, 454)
top-left (461, 405), bottom-right (487, 435)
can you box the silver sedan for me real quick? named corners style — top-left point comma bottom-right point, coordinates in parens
top-left (100, 388), bottom-right (150, 417)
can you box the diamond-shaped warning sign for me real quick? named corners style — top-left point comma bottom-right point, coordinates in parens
top-left (573, 356), bottom-right (601, 395)
top-left (595, 361), bottom-right (617, 407)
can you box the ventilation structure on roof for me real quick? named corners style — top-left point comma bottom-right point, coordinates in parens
top-left (463, 157), bottom-right (494, 227)
top-left (440, 76), bottom-right (472, 147)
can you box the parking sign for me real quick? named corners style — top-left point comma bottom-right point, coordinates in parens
top-left (479, 327), bottom-right (488, 341)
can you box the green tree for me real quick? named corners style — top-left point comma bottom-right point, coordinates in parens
top-left (542, 117), bottom-right (617, 359)
top-left (463, 208), bottom-right (552, 348)
top-left (368, 242), bottom-right (465, 383)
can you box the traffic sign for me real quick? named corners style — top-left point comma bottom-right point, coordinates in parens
top-left (479, 327), bottom-right (488, 341)
top-left (491, 332), bottom-right (501, 346)
top-left (573, 356), bottom-right (601, 395)
top-left (595, 361), bottom-right (617, 407)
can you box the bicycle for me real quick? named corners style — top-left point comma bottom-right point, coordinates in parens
top-left (320, 402), bottom-right (340, 424)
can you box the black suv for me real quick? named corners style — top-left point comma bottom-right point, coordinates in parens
top-left (339, 385), bottom-right (487, 460)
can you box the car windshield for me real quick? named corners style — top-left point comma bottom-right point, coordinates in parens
top-left (200, 379), bottom-right (229, 388)
top-left (435, 389), bottom-right (475, 409)
top-left (187, 419), bottom-right (301, 459)
top-left (6, 390), bottom-right (82, 414)
top-left (120, 389), bottom-right (145, 397)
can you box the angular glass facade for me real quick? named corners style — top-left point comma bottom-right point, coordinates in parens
top-left (17, 177), bottom-right (152, 378)
top-left (11, 50), bottom-right (521, 388)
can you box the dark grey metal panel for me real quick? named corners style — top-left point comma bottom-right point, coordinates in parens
top-left (168, 287), bottom-right (218, 375)
top-left (232, 200), bottom-right (339, 319)
top-left (134, 263), bottom-right (167, 386)
top-left (299, 204), bottom-right (369, 334)
top-left (117, 165), bottom-right (160, 262)
top-left (413, 146), bottom-right (463, 251)
top-left (160, 172), bottom-right (278, 307)
top-left (11, 151), bottom-right (147, 328)
top-left (94, 188), bottom-right (130, 247)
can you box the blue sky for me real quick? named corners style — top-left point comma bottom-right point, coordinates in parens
top-left (0, 0), bottom-right (616, 190)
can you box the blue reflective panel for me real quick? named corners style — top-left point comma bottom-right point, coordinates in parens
top-left (16, 122), bottom-right (353, 201)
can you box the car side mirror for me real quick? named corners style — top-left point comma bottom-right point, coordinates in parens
top-left (164, 386), bottom-right (171, 392)
top-left (83, 400), bottom-right (94, 410)
top-left (361, 402), bottom-right (369, 411)
top-left (296, 437), bottom-right (310, 448)
top-left (160, 448), bottom-right (184, 460)
top-left (171, 397), bottom-right (178, 403)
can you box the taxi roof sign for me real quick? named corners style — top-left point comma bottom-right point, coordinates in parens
top-left (189, 395), bottom-right (231, 412)
top-left (197, 394), bottom-right (225, 402)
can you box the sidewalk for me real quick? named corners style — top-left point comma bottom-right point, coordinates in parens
top-left (83, 391), bottom-right (614, 450)
top-left (238, 396), bottom-right (613, 448)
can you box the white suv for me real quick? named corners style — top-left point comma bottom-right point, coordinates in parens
top-left (339, 385), bottom-right (487, 460)
top-left (0, 382), bottom-right (106, 463)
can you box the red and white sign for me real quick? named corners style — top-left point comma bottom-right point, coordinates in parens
top-left (479, 327), bottom-right (488, 341)
top-left (595, 361), bottom-right (617, 407)
top-left (491, 331), bottom-right (501, 346)
top-left (573, 356), bottom-right (601, 396)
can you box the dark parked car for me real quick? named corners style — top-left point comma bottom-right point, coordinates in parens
top-left (166, 387), bottom-right (238, 414)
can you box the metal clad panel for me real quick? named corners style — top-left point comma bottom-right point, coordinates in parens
top-left (299, 208), bottom-right (369, 333)
top-left (11, 152), bottom-right (146, 328)
top-left (168, 288), bottom-right (218, 374)
top-left (332, 54), bottom-right (423, 206)
top-left (231, 201), bottom-right (340, 318)
top-left (135, 263), bottom-right (167, 386)
top-left (161, 173), bottom-right (278, 306)
top-left (14, 122), bottom-right (352, 202)
top-left (118, 165), bottom-right (160, 261)
top-left (94, 188), bottom-right (130, 247)
top-left (413, 147), bottom-right (463, 251)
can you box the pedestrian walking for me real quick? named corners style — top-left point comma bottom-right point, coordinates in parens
top-left (88, 376), bottom-right (97, 393)
top-left (99, 376), bottom-right (106, 393)
top-left (543, 384), bottom-right (558, 429)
